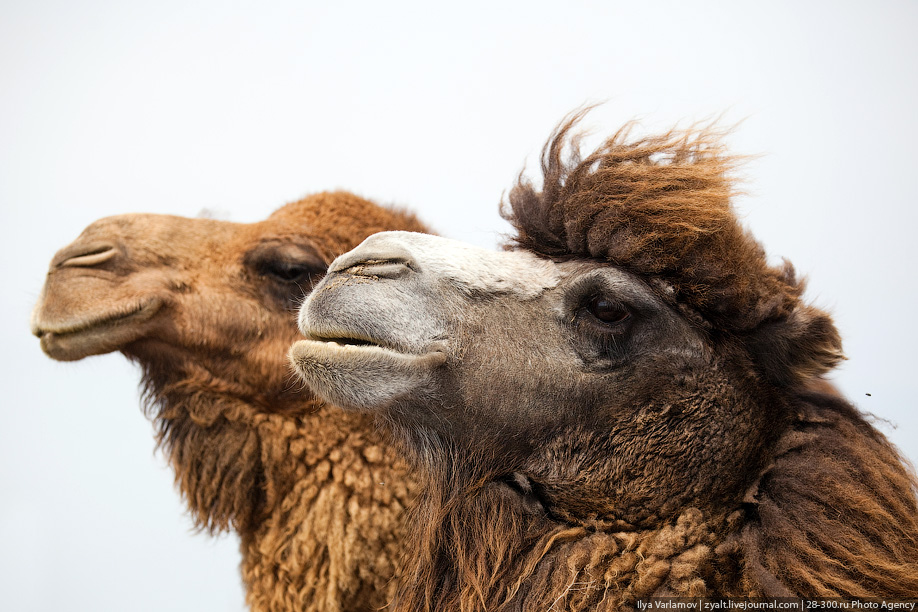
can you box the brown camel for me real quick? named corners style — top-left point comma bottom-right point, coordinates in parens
top-left (31, 191), bottom-right (428, 612)
top-left (291, 120), bottom-right (918, 609)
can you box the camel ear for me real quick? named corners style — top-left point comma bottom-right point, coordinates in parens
top-left (746, 304), bottom-right (844, 386)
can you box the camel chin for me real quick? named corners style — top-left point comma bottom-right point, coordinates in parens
top-left (289, 338), bottom-right (445, 410)
top-left (33, 298), bottom-right (162, 361)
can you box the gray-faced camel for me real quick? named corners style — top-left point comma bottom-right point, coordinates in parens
top-left (291, 120), bottom-right (918, 609)
top-left (32, 191), bottom-right (428, 612)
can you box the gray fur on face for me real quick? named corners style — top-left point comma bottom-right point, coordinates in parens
top-left (292, 231), bottom-right (562, 412)
top-left (291, 231), bottom-right (710, 474)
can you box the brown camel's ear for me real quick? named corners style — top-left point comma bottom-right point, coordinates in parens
top-left (746, 304), bottom-right (845, 387)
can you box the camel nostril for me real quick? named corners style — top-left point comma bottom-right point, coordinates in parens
top-left (57, 243), bottom-right (118, 268)
top-left (328, 238), bottom-right (418, 277)
top-left (340, 258), bottom-right (413, 280)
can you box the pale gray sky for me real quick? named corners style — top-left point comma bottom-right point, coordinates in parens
top-left (2, 1), bottom-right (916, 610)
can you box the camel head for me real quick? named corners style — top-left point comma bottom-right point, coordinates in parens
top-left (293, 230), bottom-right (758, 525)
top-left (32, 191), bottom-right (427, 411)
top-left (291, 123), bottom-right (845, 529)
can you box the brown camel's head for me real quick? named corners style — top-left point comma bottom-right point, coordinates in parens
top-left (32, 191), bottom-right (428, 411)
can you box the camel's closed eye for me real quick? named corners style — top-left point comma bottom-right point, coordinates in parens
top-left (260, 258), bottom-right (319, 284)
top-left (245, 241), bottom-right (327, 303)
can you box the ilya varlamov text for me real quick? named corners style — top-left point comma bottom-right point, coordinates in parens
top-left (637, 601), bottom-right (801, 611)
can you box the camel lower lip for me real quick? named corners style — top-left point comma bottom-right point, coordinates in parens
top-left (37, 300), bottom-right (159, 337)
top-left (290, 337), bottom-right (430, 362)
top-left (288, 338), bottom-right (446, 410)
top-left (35, 299), bottom-right (162, 360)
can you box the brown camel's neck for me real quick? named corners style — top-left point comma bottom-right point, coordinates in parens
top-left (135, 353), bottom-right (422, 612)
top-left (135, 353), bottom-right (313, 533)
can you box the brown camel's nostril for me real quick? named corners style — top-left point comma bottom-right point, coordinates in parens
top-left (56, 243), bottom-right (118, 268)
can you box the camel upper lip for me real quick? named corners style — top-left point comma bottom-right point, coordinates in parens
top-left (32, 298), bottom-right (162, 338)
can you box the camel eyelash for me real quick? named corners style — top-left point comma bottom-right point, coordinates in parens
top-left (585, 295), bottom-right (632, 326)
top-left (568, 289), bottom-right (631, 329)
top-left (566, 298), bottom-right (632, 360)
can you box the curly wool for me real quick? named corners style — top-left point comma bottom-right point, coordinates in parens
top-left (394, 464), bottom-right (749, 612)
top-left (239, 408), bottom-right (416, 611)
top-left (147, 376), bottom-right (419, 611)
top-left (124, 192), bottom-right (430, 612)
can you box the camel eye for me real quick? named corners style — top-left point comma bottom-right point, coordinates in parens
top-left (244, 241), bottom-right (328, 306)
top-left (588, 296), bottom-right (631, 325)
top-left (245, 242), bottom-right (327, 286)
top-left (261, 259), bottom-right (316, 284)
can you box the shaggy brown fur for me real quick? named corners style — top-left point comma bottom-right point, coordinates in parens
top-left (510, 110), bottom-right (800, 334)
top-left (32, 192), bottom-right (428, 612)
top-left (499, 113), bottom-right (918, 599)
top-left (733, 392), bottom-right (918, 596)
top-left (394, 455), bottom-right (745, 611)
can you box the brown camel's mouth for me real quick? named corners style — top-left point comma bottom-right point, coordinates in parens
top-left (33, 298), bottom-right (164, 361)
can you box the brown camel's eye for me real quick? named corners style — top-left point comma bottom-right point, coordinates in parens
top-left (588, 296), bottom-right (631, 325)
top-left (260, 259), bottom-right (318, 284)
top-left (244, 242), bottom-right (328, 306)
top-left (245, 242), bottom-right (327, 286)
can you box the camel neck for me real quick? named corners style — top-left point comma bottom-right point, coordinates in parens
top-left (394, 488), bottom-right (743, 611)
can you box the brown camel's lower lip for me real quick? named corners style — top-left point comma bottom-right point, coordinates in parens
top-left (35, 299), bottom-right (163, 360)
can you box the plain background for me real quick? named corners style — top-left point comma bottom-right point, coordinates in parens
top-left (2, 1), bottom-right (916, 610)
